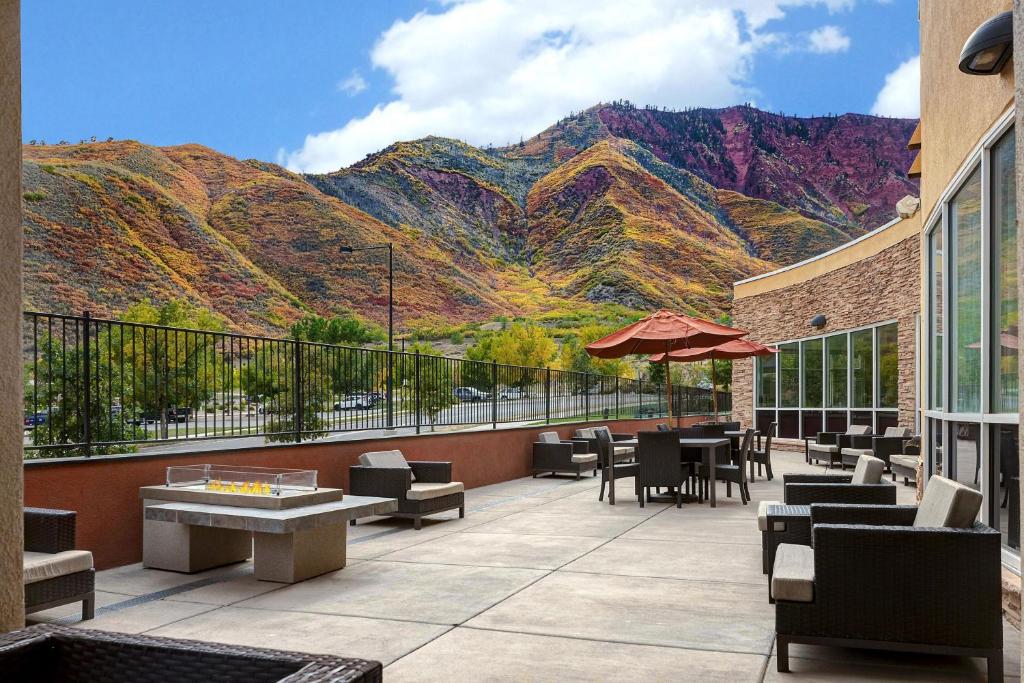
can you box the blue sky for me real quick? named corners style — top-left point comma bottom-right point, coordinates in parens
top-left (22, 1), bottom-right (919, 173)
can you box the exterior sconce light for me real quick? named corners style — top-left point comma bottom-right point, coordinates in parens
top-left (959, 11), bottom-right (1013, 75)
top-left (809, 314), bottom-right (827, 329)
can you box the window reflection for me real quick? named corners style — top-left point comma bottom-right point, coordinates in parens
top-left (991, 130), bottom-right (1018, 413)
top-left (779, 343), bottom-right (799, 408)
top-left (851, 329), bottom-right (873, 408)
top-left (825, 334), bottom-right (847, 408)
top-left (991, 424), bottom-right (1019, 550)
top-left (951, 168), bottom-right (982, 412)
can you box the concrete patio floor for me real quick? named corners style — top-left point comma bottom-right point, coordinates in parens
top-left (30, 450), bottom-right (1021, 681)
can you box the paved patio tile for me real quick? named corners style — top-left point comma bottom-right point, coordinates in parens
top-left (148, 605), bottom-right (449, 666)
top-left (96, 561), bottom-right (243, 596)
top-left (562, 537), bottom-right (764, 584)
top-left (464, 510), bottom-right (643, 538)
top-left (234, 560), bottom-right (545, 624)
top-left (26, 590), bottom-right (126, 624)
top-left (385, 627), bottom-right (767, 682)
top-left (81, 599), bottom-right (218, 634)
top-left (762, 656), bottom-right (998, 681)
top-left (377, 531), bottom-right (606, 570)
top-left (466, 570), bottom-right (775, 654)
top-left (529, 495), bottom-right (670, 518)
top-left (164, 573), bottom-right (286, 605)
top-left (622, 511), bottom-right (762, 545)
top-left (347, 526), bottom-right (459, 559)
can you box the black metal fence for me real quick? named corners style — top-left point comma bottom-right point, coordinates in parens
top-left (22, 311), bottom-right (731, 458)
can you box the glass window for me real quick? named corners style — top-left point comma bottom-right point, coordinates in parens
top-left (851, 328), bottom-right (873, 408)
top-left (779, 343), bottom-right (799, 408)
top-left (756, 354), bottom-right (776, 408)
top-left (825, 334), bottom-right (847, 408)
top-left (929, 227), bottom-right (943, 409)
top-left (991, 130), bottom-right (1018, 413)
top-left (951, 421), bottom-right (981, 494)
top-left (950, 167), bottom-right (982, 413)
top-left (990, 424), bottom-right (1019, 551)
top-left (801, 338), bottom-right (823, 408)
top-left (877, 323), bottom-right (898, 408)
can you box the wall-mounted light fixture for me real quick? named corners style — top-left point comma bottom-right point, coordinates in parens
top-left (959, 11), bottom-right (1012, 75)
top-left (809, 314), bottom-right (827, 329)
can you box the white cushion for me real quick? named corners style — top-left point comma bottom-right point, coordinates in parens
top-left (850, 455), bottom-right (885, 485)
top-left (840, 447), bottom-right (873, 458)
top-left (613, 446), bottom-right (635, 457)
top-left (884, 426), bottom-right (912, 438)
top-left (359, 450), bottom-right (415, 482)
top-left (575, 428), bottom-right (596, 439)
top-left (890, 454), bottom-right (918, 469)
top-left (846, 425), bottom-right (871, 435)
top-left (808, 444), bottom-right (838, 454)
top-left (757, 500), bottom-right (785, 532)
top-left (23, 550), bottom-right (93, 585)
top-left (571, 453), bottom-right (598, 464)
top-left (771, 544), bottom-right (814, 603)
top-left (914, 476), bottom-right (982, 528)
top-left (406, 481), bottom-right (465, 501)
top-left (537, 432), bottom-right (561, 444)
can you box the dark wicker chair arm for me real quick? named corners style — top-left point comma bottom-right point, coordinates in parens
top-left (407, 461), bottom-right (452, 483)
top-left (785, 483), bottom-right (897, 506)
top-left (810, 503), bottom-right (918, 527)
top-left (532, 442), bottom-right (573, 470)
top-left (783, 474), bottom-right (854, 485)
top-left (903, 442), bottom-right (921, 456)
top-left (567, 439), bottom-right (593, 453)
top-left (870, 436), bottom-right (906, 462)
top-left (815, 431), bottom-right (840, 445)
top-left (839, 433), bottom-right (874, 450)
top-left (24, 507), bottom-right (76, 553)
top-left (348, 466), bottom-right (411, 500)
top-left (611, 433), bottom-right (634, 441)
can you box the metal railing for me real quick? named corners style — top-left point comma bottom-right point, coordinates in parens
top-left (22, 311), bottom-right (731, 458)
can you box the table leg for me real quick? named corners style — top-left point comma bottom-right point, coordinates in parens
top-left (253, 523), bottom-right (347, 583)
top-left (609, 461), bottom-right (616, 505)
top-left (707, 445), bottom-right (717, 508)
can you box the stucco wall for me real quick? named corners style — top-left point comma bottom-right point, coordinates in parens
top-left (0, 0), bottom-right (23, 633)
top-left (732, 230), bottom-right (921, 433)
top-left (920, 0), bottom-right (1014, 221)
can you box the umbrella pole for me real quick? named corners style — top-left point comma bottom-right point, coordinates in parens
top-left (664, 355), bottom-right (675, 428)
top-left (711, 359), bottom-right (719, 422)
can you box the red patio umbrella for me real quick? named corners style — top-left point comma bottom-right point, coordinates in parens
top-left (586, 310), bottom-right (748, 421)
top-left (650, 338), bottom-right (779, 420)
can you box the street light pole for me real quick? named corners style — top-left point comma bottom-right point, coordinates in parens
top-left (340, 242), bottom-right (395, 429)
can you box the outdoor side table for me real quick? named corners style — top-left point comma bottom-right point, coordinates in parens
top-left (763, 504), bottom-right (811, 596)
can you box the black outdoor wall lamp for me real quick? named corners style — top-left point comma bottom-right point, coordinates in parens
top-left (959, 11), bottom-right (1013, 75)
top-left (809, 314), bottom-right (827, 329)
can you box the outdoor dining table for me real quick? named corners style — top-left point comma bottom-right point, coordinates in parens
top-left (615, 437), bottom-right (731, 508)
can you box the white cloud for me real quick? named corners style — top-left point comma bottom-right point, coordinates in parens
top-left (285, 0), bottom-right (857, 172)
top-left (870, 55), bottom-right (920, 118)
top-left (337, 70), bottom-right (368, 96)
top-left (807, 25), bottom-right (850, 53)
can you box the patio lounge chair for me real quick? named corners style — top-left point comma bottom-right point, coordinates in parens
top-left (349, 450), bottom-right (464, 530)
top-left (890, 436), bottom-right (921, 486)
top-left (840, 426), bottom-right (912, 471)
top-left (532, 431), bottom-right (598, 479)
top-left (807, 424), bottom-right (871, 469)
top-left (24, 508), bottom-right (94, 622)
top-left (576, 426), bottom-right (636, 463)
top-left (0, 624), bottom-right (382, 682)
top-left (757, 454), bottom-right (892, 574)
top-left (771, 476), bottom-right (1002, 680)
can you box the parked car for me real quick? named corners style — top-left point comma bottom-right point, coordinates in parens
top-left (499, 387), bottom-right (529, 400)
top-left (23, 411), bottom-right (48, 427)
top-left (168, 407), bottom-right (192, 423)
top-left (334, 394), bottom-right (374, 411)
top-left (453, 387), bottom-right (489, 402)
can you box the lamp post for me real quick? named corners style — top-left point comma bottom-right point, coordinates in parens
top-left (340, 243), bottom-right (394, 429)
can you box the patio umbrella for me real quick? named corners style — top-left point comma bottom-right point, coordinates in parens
top-left (650, 338), bottom-right (779, 421)
top-left (585, 310), bottom-right (747, 422)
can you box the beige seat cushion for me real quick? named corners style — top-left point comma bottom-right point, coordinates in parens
top-left (850, 455), bottom-right (885, 485)
top-left (24, 550), bottom-right (93, 585)
top-left (808, 443), bottom-right (838, 454)
top-left (914, 475), bottom-right (983, 528)
top-left (840, 447), bottom-right (873, 458)
top-left (407, 481), bottom-right (465, 501)
top-left (537, 431), bottom-right (561, 444)
top-left (360, 449), bottom-right (415, 481)
top-left (883, 426), bottom-right (912, 438)
top-left (575, 428), bottom-right (596, 439)
top-left (846, 425), bottom-right (871, 435)
top-left (571, 453), bottom-right (598, 464)
top-left (890, 454), bottom-right (918, 469)
top-left (757, 500), bottom-right (785, 532)
top-left (771, 544), bottom-right (814, 603)
top-left (612, 445), bottom-right (635, 457)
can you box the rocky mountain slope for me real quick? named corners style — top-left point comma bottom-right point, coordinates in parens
top-left (22, 103), bottom-right (917, 334)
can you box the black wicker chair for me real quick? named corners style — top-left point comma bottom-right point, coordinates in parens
top-left (349, 450), bottom-right (464, 530)
top-left (532, 431), bottom-right (598, 479)
top-left (890, 437), bottom-right (921, 486)
top-left (0, 623), bottom-right (382, 682)
top-left (698, 428), bottom-right (753, 504)
top-left (750, 421), bottom-right (777, 481)
top-left (596, 429), bottom-right (640, 505)
top-left (840, 426), bottom-right (912, 471)
top-left (773, 481), bottom-right (1002, 680)
top-left (24, 508), bottom-right (94, 622)
top-left (807, 425), bottom-right (871, 469)
top-left (637, 430), bottom-right (693, 508)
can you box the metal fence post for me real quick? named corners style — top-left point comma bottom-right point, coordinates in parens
top-left (545, 367), bottom-right (551, 425)
top-left (81, 310), bottom-right (92, 457)
top-left (491, 360), bottom-right (498, 429)
top-left (638, 374), bottom-right (643, 418)
top-left (584, 373), bottom-right (590, 422)
top-left (293, 339), bottom-right (303, 443)
top-left (414, 350), bottom-right (421, 435)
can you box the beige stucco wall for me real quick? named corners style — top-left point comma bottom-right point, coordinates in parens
top-left (919, 0), bottom-right (1014, 222)
top-left (0, 0), bottom-right (24, 632)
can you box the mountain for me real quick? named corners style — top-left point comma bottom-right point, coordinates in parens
top-left (21, 103), bottom-right (917, 334)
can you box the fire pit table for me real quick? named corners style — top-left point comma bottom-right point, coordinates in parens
top-left (141, 465), bottom-right (396, 583)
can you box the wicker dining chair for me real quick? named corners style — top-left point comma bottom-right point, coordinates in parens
top-left (596, 429), bottom-right (640, 504)
top-left (750, 421), bottom-right (777, 481)
top-left (637, 431), bottom-right (693, 508)
top-left (699, 428), bottom-right (754, 504)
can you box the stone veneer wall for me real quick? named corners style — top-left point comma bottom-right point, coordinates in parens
top-left (732, 233), bottom-right (920, 433)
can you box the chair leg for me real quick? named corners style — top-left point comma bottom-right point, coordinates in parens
top-left (599, 480), bottom-right (606, 501)
top-left (765, 458), bottom-right (774, 481)
top-left (640, 488), bottom-right (645, 508)
top-left (459, 506), bottom-right (465, 518)
top-left (726, 481), bottom-right (732, 497)
top-left (82, 593), bottom-right (95, 621)
top-left (414, 517), bottom-right (422, 530)
top-left (988, 653), bottom-right (1003, 681)
top-left (777, 636), bottom-right (789, 672)
top-left (676, 489), bottom-right (682, 509)
top-left (350, 519), bottom-right (356, 526)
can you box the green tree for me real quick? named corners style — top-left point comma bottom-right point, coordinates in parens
top-left (402, 342), bottom-right (457, 430)
top-left (290, 314), bottom-right (384, 346)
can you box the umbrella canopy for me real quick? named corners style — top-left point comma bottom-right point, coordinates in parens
top-left (649, 338), bottom-right (779, 363)
top-left (585, 310), bottom-right (748, 424)
top-left (585, 310), bottom-right (748, 359)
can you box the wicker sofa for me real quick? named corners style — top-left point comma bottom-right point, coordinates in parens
top-left (771, 477), bottom-right (1002, 680)
top-left (807, 424), bottom-right (871, 469)
top-left (24, 508), bottom-right (94, 622)
top-left (532, 431), bottom-right (598, 479)
top-left (839, 426), bottom-right (913, 471)
top-left (0, 624), bottom-right (382, 682)
top-left (349, 450), bottom-right (464, 530)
